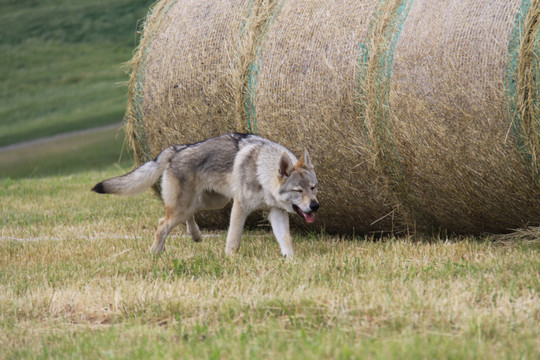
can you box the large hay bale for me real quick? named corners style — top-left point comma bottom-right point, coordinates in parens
top-left (125, 0), bottom-right (540, 234)
top-left (359, 0), bottom-right (540, 233)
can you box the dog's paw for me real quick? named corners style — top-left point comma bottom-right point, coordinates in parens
top-left (225, 246), bottom-right (239, 256)
top-left (150, 244), bottom-right (165, 255)
top-left (282, 251), bottom-right (294, 259)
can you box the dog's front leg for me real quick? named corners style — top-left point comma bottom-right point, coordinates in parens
top-left (225, 198), bottom-right (248, 255)
top-left (268, 208), bottom-right (294, 258)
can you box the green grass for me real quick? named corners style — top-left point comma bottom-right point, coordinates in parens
top-left (0, 0), bottom-right (154, 147)
top-left (0, 126), bottom-right (131, 179)
top-left (1, 168), bottom-right (539, 359)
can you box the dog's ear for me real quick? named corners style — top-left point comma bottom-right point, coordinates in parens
top-left (279, 152), bottom-right (294, 178)
top-left (296, 149), bottom-right (314, 171)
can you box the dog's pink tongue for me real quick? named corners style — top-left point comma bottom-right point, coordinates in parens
top-left (304, 212), bottom-right (315, 223)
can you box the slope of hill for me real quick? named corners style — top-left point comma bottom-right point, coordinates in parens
top-left (0, 0), bottom-right (154, 147)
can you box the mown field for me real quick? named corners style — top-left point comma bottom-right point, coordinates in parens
top-left (1, 166), bottom-right (539, 359)
top-left (0, 0), bottom-right (154, 147)
top-left (1, 0), bottom-right (539, 358)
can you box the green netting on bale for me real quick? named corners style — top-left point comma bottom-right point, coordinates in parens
top-left (505, 0), bottom-right (540, 183)
top-left (250, 0), bottom-right (397, 233)
top-left (245, 0), bottom-right (287, 134)
top-left (356, 0), bottom-right (419, 225)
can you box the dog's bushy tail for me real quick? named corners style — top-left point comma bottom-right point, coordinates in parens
top-left (91, 146), bottom-right (179, 196)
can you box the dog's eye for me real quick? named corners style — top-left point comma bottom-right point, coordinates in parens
top-left (292, 189), bottom-right (303, 193)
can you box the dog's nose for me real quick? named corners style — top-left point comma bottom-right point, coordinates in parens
top-left (310, 200), bottom-right (319, 212)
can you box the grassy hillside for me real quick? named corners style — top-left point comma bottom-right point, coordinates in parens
top-left (0, 125), bottom-right (132, 179)
top-left (0, 0), bottom-right (154, 147)
top-left (1, 168), bottom-right (539, 359)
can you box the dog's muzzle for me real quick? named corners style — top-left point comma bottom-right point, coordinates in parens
top-left (293, 201), bottom-right (319, 223)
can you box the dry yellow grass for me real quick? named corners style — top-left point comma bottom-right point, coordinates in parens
top-left (1, 168), bottom-right (539, 358)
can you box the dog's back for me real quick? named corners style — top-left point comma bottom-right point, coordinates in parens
top-left (92, 133), bottom-right (288, 198)
top-left (165, 133), bottom-right (274, 196)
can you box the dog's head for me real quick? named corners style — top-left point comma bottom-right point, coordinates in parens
top-left (277, 149), bottom-right (319, 223)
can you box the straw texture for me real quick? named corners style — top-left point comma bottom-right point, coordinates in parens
top-left (381, 0), bottom-right (540, 232)
top-left (125, 0), bottom-right (540, 234)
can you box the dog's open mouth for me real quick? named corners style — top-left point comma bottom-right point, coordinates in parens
top-left (293, 205), bottom-right (315, 223)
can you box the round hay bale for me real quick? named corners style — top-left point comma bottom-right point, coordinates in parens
top-left (125, 0), bottom-right (540, 234)
top-left (357, 0), bottom-right (540, 233)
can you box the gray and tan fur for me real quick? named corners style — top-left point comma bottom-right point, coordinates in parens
top-left (92, 133), bottom-right (319, 257)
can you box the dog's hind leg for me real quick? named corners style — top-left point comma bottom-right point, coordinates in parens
top-left (186, 215), bottom-right (202, 242)
top-left (187, 191), bottom-right (230, 243)
top-left (225, 198), bottom-right (248, 255)
top-left (151, 170), bottom-right (192, 254)
top-left (151, 206), bottom-right (189, 254)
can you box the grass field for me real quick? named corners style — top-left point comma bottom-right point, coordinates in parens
top-left (1, 167), bottom-right (539, 359)
top-left (0, 0), bottom-right (154, 147)
top-left (0, 125), bottom-right (131, 179)
top-left (1, 1), bottom-right (539, 357)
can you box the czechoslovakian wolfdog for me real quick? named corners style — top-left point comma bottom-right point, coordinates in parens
top-left (92, 133), bottom-right (319, 257)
